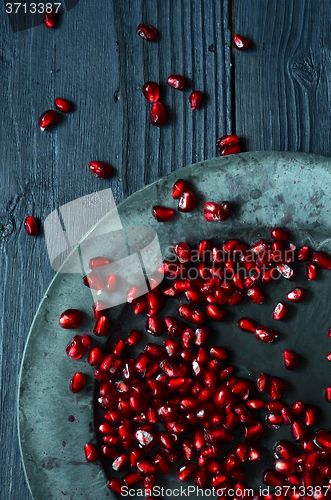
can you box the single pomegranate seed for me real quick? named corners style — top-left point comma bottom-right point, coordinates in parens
top-left (126, 329), bottom-right (142, 347)
top-left (281, 406), bottom-right (294, 425)
top-left (89, 256), bottom-right (110, 270)
top-left (282, 349), bottom-right (299, 370)
top-left (146, 315), bottom-right (165, 336)
top-left (66, 335), bottom-right (87, 360)
top-left (112, 454), bottom-right (129, 472)
top-left (238, 317), bottom-right (256, 333)
top-left (167, 74), bottom-right (186, 90)
top-left (152, 205), bottom-right (174, 222)
top-left (134, 297), bottom-right (148, 314)
top-left (205, 304), bottom-right (226, 322)
top-left (220, 143), bottom-right (241, 156)
top-left (287, 286), bottom-right (306, 302)
top-left (24, 216), bottom-right (38, 236)
top-left (203, 201), bottom-right (232, 222)
top-left (93, 315), bottom-right (109, 336)
top-left (216, 134), bottom-right (238, 148)
top-left (126, 286), bottom-right (141, 304)
top-left (171, 179), bottom-right (188, 200)
top-left (262, 469), bottom-right (283, 487)
top-left (266, 412), bottom-right (283, 429)
top-left (142, 81), bottom-right (159, 102)
top-left (107, 477), bottom-right (125, 494)
top-left (291, 420), bottom-right (308, 441)
top-left (241, 421), bottom-right (264, 441)
top-left (69, 372), bottom-right (86, 393)
top-left (54, 97), bottom-right (72, 113)
top-left (178, 190), bottom-right (196, 212)
top-left (247, 286), bottom-right (264, 304)
top-left (39, 110), bottom-right (58, 131)
top-left (305, 406), bottom-right (317, 426)
top-left (88, 161), bottom-right (112, 179)
top-left (233, 34), bottom-right (251, 50)
top-left (256, 373), bottom-right (268, 393)
top-left (270, 227), bottom-right (288, 240)
top-left (189, 91), bottom-right (203, 109)
top-left (83, 271), bottom-right (104, 293)
top-left (194, 326), bottom-right (210, 346)
top-left (269, 377), bottom-right (286, 400)
top-left (104, 274), bottom-right (116, 293)
top-left (58, 309), bottom-right (82, 329)
top-left (255, 325), bottom-right (278, 343)
top-left (307, 263), bottom-right (317, 280)
top-left (277, 263), bottom-right (297, 280)
top-left (273, 302), bottom-right (289, 320)
top-left (84, 443), bottom-right (98, 462)
top-left (177, 461), bottom-right (197, 482)
top-left (44, 9), bottom-right (56, 28)
top-left (150, 102), bottom-right (166, 126)
top-left (292, 400), bottom-right (305, 415)
top-left (325, 387), bottom-right (331, 402)
top-left (137, 23), bottom-right (156, 41)
top-left (311, 251), bottom-right (331, 269)
top-left (246, 399), bottom-right (265, 410)
top-left (88, 347), bottom-right (103, 366)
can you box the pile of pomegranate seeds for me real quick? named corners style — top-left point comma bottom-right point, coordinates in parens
top-left (152, 179), bottom-right (197, 222)
top-left (61, 180), bottom-right (331, 496)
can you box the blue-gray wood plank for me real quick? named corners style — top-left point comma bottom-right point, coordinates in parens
top-left (0, 1), bottom-right (232, 498)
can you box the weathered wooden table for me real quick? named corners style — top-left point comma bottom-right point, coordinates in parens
top-left (1, 1), bottom-right (330, 498)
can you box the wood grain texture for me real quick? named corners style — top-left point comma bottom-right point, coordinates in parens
top-left (0, 1), bottom-right (232, 498)
top-left (235, 0), bottom-right (331, 154)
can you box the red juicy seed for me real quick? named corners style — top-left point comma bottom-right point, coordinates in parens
top-left (83, 271), bottom-right (104, 293)
top-left (248, 444), bottom-right (261, 461)
top-left (311, 251), bottom-right (331, 269)
top-left (181, 328), bottom-right (195, 349)
top-left (291, 420), bottom-right (308, 442)
top-left (214, 288), bottom-right (228, 305)
top-left (39, 110), bottom-right (58, 131)
top-left (134, 297), bottom-right (148, 314)
top-left (177, 304), bottom-right (192, 322)
top-left (227, 290), bottom-right (242, 306)
top-left (266, 401), bottom-right (284, 413)
top-left (178, 190), bottom-right (197, 213)
top-left (152, 205), bottom-right (174, 222)
top-left (88, 161), bottom-right (112, 179)
top-left (150, 102), bottom-right (166, 126)
top-left (81, 334), bottom-right (91, 349)
top-left (195, 468), bottom-right (210, 489)
top-left (216, 134), bottom-right (239, 148)
top-left (205, 304), bottom-right (226, 322)
top-left (256, 373), bottom-right (268, 393)
top-left (233, 34), bottom-right (251, 50)
top-left (277, 263), bottom-right (297, 280)
top-left (269, 377), bottom-right (286, 400)
top-left (59, 309), bottom-right (82, 329)
top-left (99, 422), bottom-right (116, 435)
top-left (271, 227), bottom-right (288, 241)
top-left (126, 285), bottom-right (141, 303)
top-left (275, 457), bottom-right (295, 475)
top-left (107, 477), bottom-right (125, 494)
top-left (69, 372), bottom-right (86, 393)
top-left (113, 340), bottom-right (126, 358)
top-left (232, 272), bottom-right (245, 290)
top-left (287, 287), bottom-right (306, 302)
top-left (241, 421), bottom-right (264, 441)
top-left (246, 399), bottom-right (265, 410)
top-left (292, 401), bottom-right (305, 415)
top-left (220, 143), bottom-right (241, 156)
top-left (88, 347), bottom-right (103, 366)
top-left (172, 179), bottom-right (188, 199)
top-left (305, 406), bottom-right (317, 426)
top-left (281, 406), bottom-right (294, 425)
top-left (262, 469), bottom-right (284, 487)
top-left (238, 318), bottom-right (256, 333)
top-left (273, 302), bottom-right (289, 321)
top-left (24, 216), bottom-right (38, 236)
top-left (136, 23), bottom-right (157, 41)
top-left (93, 300), bottom-right (107, 319)
top-left (126, 329), bottom-right (142, 347)
top-left (66, 335), bottom-right (87, 360)
top-left (153, 451), bottom-right (172, 474)
top-left (167, 74), bottom-right (186, 90)
top-left (213, 387), bottom-right (231, 409)
top-left (282, 349), bottom-right (299, 370)
top-left (185, 288), bottom-right (205, 304)
top-left (123, 473), bottom-right (142, 487)
top-left (93, 315), bottom-right (109, 336)
top-left (146, 315), bottom-right (165, 337)
top-left (327, 353), bottom-right (331, 361)
top-left (84, 443), bottom-right (98, 462)
top-left (203, 201), bottom-right (232, 222)
top-left (164, 338), bottom-right (181, 358)
top-left (177, 461), bottom-right (197, 482)
top-left (314, 429), bottom-right (331, 451)
top-left (89, 256), bottom-right (110, 269)
top-left (173, 242), bottom-right (192, 263)
top-left (266, 412), bottom-right (283, 429)
top-left (112, 454), bottom-right (128, 472)
top-left (54, 97), bottom-right (72, 113)
top-left (189, 91), bottom-right (203, 109)
top-left (197, 239), bottom-right (211, 260)
top-left (195, 327), bottom-right (210, 346)
top-left (247, 286), bottom-right (264, 304)
top-left (306, 263), bottom-right (317, 280)
top-left (255, 325), bottom-right (278, 344)
top-left (297, 245), bottom-right (310, 261)
top-left (210, 346), bottom-right (227, 361)
top-left (142, 81), bottom-right (159, 102)
top-left (44, 9), bottom-right (56, 28)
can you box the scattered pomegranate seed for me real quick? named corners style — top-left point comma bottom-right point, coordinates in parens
top-left (216, 134), bottom-right (238, 148)
top-left (273, 301), bottom-right (289, 320)
top-left (282, 349), bottom-right (299, 370)
top-left (269, 377), bottom-right (286, 400)
top-left (219, 143), bottom-right (241, 156)
top-left (178, 191), bottom-right (196, 212)
top-left (167, 74), bottom-right (186, 90)
top-left (69, 372), bottom-right (86, 393)
top-left (84, 443), bottom-right (98, 462)
top-left (255, 325), bottom-right (278, 343)
top-left (88, 161), bottom-right (112, 179)
top-left (39, 110), bottom-right (58, 131)
top-left (59, 309), bottom-right (82, 329)
top-left (233, 34), bottom-right (251, 50)
top-left (106, 274), bottom-right (117, 293)
top-left (44, 10), bottom-right (56, 28)
top-left (247, 286), bottom-right (264, 304)
top-left (93, 315), bottom-right (109, 336)
top-left (326, 352), bottom-right (331, 362)
top-left (238, 317), bottom-right (256, 333)
top-left (24, 216), bottom-right (38, 236)
top-left (89, 256), bottom-right (110, 269)
top-left (297, 245), bottom-right (310, 261)
top-left (306, 263), bottom-right (317, 280)
top-left (54, 97), bottom-right (72, 113)
top-left (287, 286), bottom-right (306, 302)
top-left (152, 205), bottom-right (175, 222)
top-left (172, 179), bottom-right (188, 199)
top-left (136, 23), bottom-right (157, 41)
top-left (189, 91), bottom-right (203, 109)
top-left (142, 81), bottom-right (160, 102)
top-left (150, 102), bottom-right (166, 126)
top-left (325, 387), bottom-right (331, 402)
top-left (66, 335), bottom-right (88, 359)
top-left (203, 201), bottom-right (232, 222)
top-left (83, 271), bottom-right (104, 293)
top-left (256, 373), bottom-right (268, 393)
top-left (311, 251), bottom-right (331, 269)
top-left (88, 347), bottom-right (103, 366)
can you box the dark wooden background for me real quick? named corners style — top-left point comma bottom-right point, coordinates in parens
top-left (1, 0), bottom-right (331, 498)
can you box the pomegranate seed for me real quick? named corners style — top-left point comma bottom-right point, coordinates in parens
top-left (194, 326), bottom-right (210, 346)
top-left (126, 286), bottom-right (141, 304)
top-left (89, 256), bottom-right (110, 269)
top-left (177, 461), bottom-right (197, 482)
top-left (255, 325), bottom-right (278, 343)
top-left (153, 451), bottom-right (171, 474)
top-left (172, 179), bottom-right (188, 199)
top-left (84, 443), bottom-right (98, 462)
top-left (205, 304), bottom-right (226, 322)
top-left (282, 349), bottom-right (299, 370)
top-left (277, 263), bottom-right (297, 280)
top-left (107, 477), bottom-right (125, 494)
top-left (256, 373), bottom-right (268, 393)
top-left (112, 454), bottom-right (128, 472)
top-left (93, 315), bottom-right (109, 336)
top-left (305, 406), bottom-right (317, 426)
top-left (66, 335), bottom-right (88, 360)
top-left (311, 251), bottom-right (331, 269)
top-left (134, 297), bottom-right (148, 314)
top-left (247, 286), bottom-right (264, 304)
top-left (126, 329), bottom-right (142, 347)
top-left (220, 143), bottom-right (241, 155)
top-left (195, 468), bottom-right (209, 488)
top-left (142, 81), bottom-right (159, 102)
top-left (233, 34), bottom-right (251, 50)
top-left (150, 102), bottom-right (166, 126)
top-left (267, 401), bottom-right (284, 413)
top-left (173, 242), bottom-right (192, 263)
top-left (39, 110), bottom-right (58, 131)
top-left (297, 245), bottom-right (310, 261)
top-left (238, 318), bottom-right (256, 333)
top-left (54, 97), bottom-right (72, 113)
top-left (209, 346), bottom-right (227, 361)
top-left (167, 74), bottom-right (186, 90)
top-left (178, 190), bottom-right (196, 212)
top-left (88, 161), bottom-right (112, 179)
top-left (59, 309), bottom-right (82, 329)
top-left (291, 420), bottom-right (308, 441)
top-left (281, 406), bottom-right (294, 425)
top-left (83, 271), bottom-right (104, 293)
top-left (249, 444), bottom-right (261, 461)
top-left (270, 227), bottom-right (288, 240)
top-left (266, 412), bottom-right (283, 429)
top-left (123, 473), bottom-right (142, 487)
top-left (269, 377), bottom-right (286, 400)
top-left (241, 421), bottom-right (264, 441)
top-left (287, 286), bottom-right (306, 302)
top-left (314, 429), bottom-right (331, 451)
top-left (152, 205), bottom-right (174, 222)
top-left (69, 372), bottom-right (86, 393)
top-left (136, 23), bottom-right (156, 41)
top-left (307, 263), bottom-right (317, 280)
top-left (216, 134), bottom-right (238, 148)
top-left (326, 387), bottom-right (331, 402)
top-left (273, 302), bottom-right (289, 320)
top-left (262, 469), bottom-right (284, 487)
top-left (24, 216), bottom-right (38, 236)
top-left (44, 9), bottom-right (56, 28)
top-left (246, 399), bottom-right (265, 410)
top-left (203, 201), bottom-right (232, 222)
top-left (292, 400), bottom-right (305, 415)
top-left (189, 91), bottom-right (203, 109)
top-left (88, 347), bottom-right (103, 366)
top-left (146, 315), bottom-right (165, 337)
